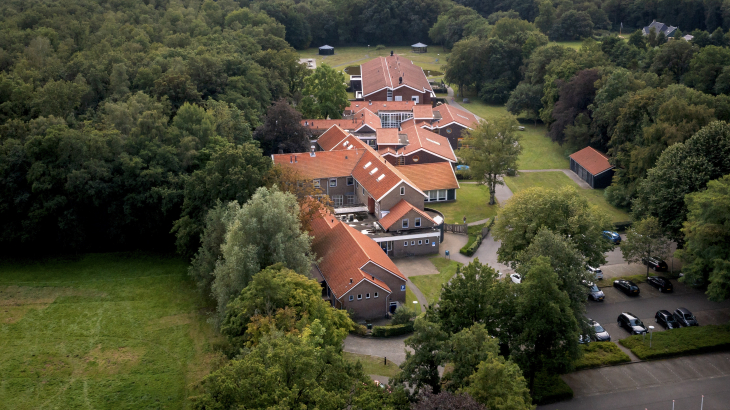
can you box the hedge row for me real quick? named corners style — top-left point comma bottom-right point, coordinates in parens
top-left (574, 342), bottom-right (631, 370)
top-left (372, 322), bottom-right (414, 337)
top-left (619, 324), bottom-right (730, 360)
top-left (460, 234), bottom-right (482, 256)
top-left (532, 373), bottom-right (573, 405)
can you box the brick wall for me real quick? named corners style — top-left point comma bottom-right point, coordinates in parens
top-left (340, 280), bottom-right (392, 320)
top-left (390, 235), bottom-right (440, 258)
top-left (380, 182), bottom-right (425, 211)
top-left (434, 124), bottom-right (468, 150)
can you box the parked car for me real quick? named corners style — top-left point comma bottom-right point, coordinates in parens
top-left (602, 230), bottom-right (621, 244)
top-left (617, 312), bottom-right (647, 334)
top-left (642, 256), bottom-right (668, 271)
top-left (587, 266), bottom-right (604, 280)
top-left (584, 281), bottom-right (605, 301)
top-left (614, 279), bottom-right (641, 296)
top-left (591, 319), bottom-right (611, 341)
top-left (655, 310), bottom-right (680, 329)
top-left (510, 273), bottom-right (521, 284)
top-left (456, 165), bottom-right (470, 171)
top-left (673, 307), bottom-right (699, 327)
top-left (647, 276), bottom-right (673, 292)
top-left (578, 334), bottom-right (591, 344)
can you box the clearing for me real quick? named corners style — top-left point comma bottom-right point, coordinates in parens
top-left (297, 46), bottom-right (449, 77)
top-left (409, 257), bottom-right (462, 305)
top-left (428, 184), bottom-right (498, 225)
top-left (0, 252), bottom-right (222, 409)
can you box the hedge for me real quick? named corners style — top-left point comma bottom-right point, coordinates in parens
top-left (372, 322), bottom-right (414, 337)
top-left (574, 342), bottom-right (631, 370)
top-left (619, 324), bottom-right (730, 360)
top-left (460, 234), bottom-right (482, 256)
top-left (532, 373), bottom-right (573, 405)
top-left (351, 324), bottom-right (368, 336)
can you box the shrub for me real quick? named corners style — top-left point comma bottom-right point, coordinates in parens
top-left (351, 324), bottom-right (368, 336)
top-left (460, 234), bottom-right (482, 256)
top-left (391, 305), bottom-right (417, 325)
top-left (375, 44), bottom-right (385, 50)
top-left (620, 324), bottom-right (730, 360)
top-left (532, 373), bottom-right (573, 405)
top-left (372, 322), bottom-right (414, 337)
top-left (574, 342), bottom-right (631, 370)
top-left (455, 169), bottom-right (474, 180)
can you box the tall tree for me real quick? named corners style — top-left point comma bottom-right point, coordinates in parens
top-left (457, 116), bottom-right (522, 205)
top-left (506, 83), bottom-right (543, 125)
top-left (299, 64), bottom-right (349, 120)
top-left (393, 316), bottom-right (449, 396)
top-left (254, 99), bottom-right (312, 156)
top-left (464, 353), bottom-right (534, 410)
top-left (676, 174), bottom-right (730, 300)
top-left (620, 217), bottom-right (673, 277)
top-left (442, 324), bottom-right (500, 392)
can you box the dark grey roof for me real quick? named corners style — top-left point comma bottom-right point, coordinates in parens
top-left (411, 43), bottom-right (428, 47)
top-left (319, 45), bottom-right (334, 49)
top-left (643, 20), bottom-right (677, 36)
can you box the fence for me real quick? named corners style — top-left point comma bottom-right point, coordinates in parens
top-left (444, 223), bottom-right (467, 234)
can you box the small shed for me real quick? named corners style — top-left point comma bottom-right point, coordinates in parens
top-left (411, 43), bottom-right (428, 53)
top-left (569, 147), bottom-right (614, 189)
top-left (318, 45), bottom-right (334, 55)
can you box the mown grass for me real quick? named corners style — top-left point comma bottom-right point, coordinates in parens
top-left (343, 352), bottom-right (400, 378)
top-left (0, 252), bottom-right (224, 409)
top-left (574, 342), bottom-right (631, 370)
top-left (405, 286), bottom-right (418, 307)
top-left (297, 46), bottom-right (449, 77)
top-left (504, 171), bottom-right (630, 223)
top-left (620, 324), bottom-right (730, 360)
top-left (464, 222), bottom-right (488, 248)
top-left (409, 257), bottom-right (462, 305)
top-left (428, 184), bottom-right (498, 225)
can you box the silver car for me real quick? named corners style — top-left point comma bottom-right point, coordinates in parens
top-left (587, 266), bottom-right (604, 281)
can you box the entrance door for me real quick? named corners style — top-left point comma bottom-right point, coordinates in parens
top-left (389, 302), bottom-right (398, 314)
top-left (368, 196), bottom-right (375, 214)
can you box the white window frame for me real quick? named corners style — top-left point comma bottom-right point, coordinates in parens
top-left (330, 178), bottom-right (337, 187)
top-left (314, 179), bottom-right (320, 188)
top-left (362, 187), bottom-right (366, 195)
top-left (402, 219), bottom-right (409, 229)
top-left (418, 240), bottom-right (422, 245)
top-left (374, 292), bottom-right (379, 298)
top-left (395, 95), bottom-right (402, 101)
top-left (333, 195), bottom-right (343, 207)
top-left (346, 193), bottom-right (356, 204)
top-left (387, 89), bottom-right (393, 101)
top-left (400, 186), bottom-right (405, 195)
top-left (438, 189), bottom-right (447, 201)
top-left (415, 217), bottom-right (421, 227)
top-left (425, 239), bottom-right (430, 244)
top-left (349, 295), bottom-right (354, 301)
top-left (404, 241), bottom-right (408, 247)
top-left (411, 96), bottom-right (419, 103)
top-left (357, 294), bottom-right (362, 300)
top-left (411, 241), bottom-right (415, 246)
top-left (366, 293), bottom-right (370, 299)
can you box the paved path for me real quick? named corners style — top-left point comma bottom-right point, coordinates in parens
top-left (343, 334), bottom-right (412, 365)
top-left (393, 257), bottom-right (439, 312)
top-left (518, 169), bottom-right (592, 189)
top-left (446, 87), bottom-right (483, 120)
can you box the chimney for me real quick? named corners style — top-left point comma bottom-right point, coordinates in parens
top-left (350, 278), bottom-right (353, 284)
top-left (390, 50), bottom-right (394, 56)
top-left (369, 100), bottom-right (372, 105)
top-left (399, 77), bottom-right (402, 84)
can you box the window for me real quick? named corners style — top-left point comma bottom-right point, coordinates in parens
top-left (411, 241), bottom-right (415, 246)
top-left (374, 292), bottom-right (379, 298)
top-left (415, 218), bottom-right (421, 227)
top-left (400, 285), bottom-right (406, 291)
top-left (418, 240), bottom-right (422, 245)
top-left (412, 155), bottom-right (420, 163)
top-left (400, 186), bottom-right (405, 195)
top-left (395, 95), bottom-right (402, 101)
top-left (313, 179), bottom-right (320, 188)
top-left (347, 177), bottom-right (354, 186)
top-left (330, 178), bottom-right (337, 187)
top-left (346, 193), bottom-right (356, 204)
top-left (402, 219), bottom-right (409, 229)
top-left (366, 293), bottom-right (370, 299)
top-left (411, 96), bottom-right (419, 103)
top-left (398, 157), bottom-right (405, 166)
top-left (362, 187), bottom-right (366, 195)
top-left (429, 191), bottom-right (438, 201)
top-left (404, 241), bottom-right (408, 246)
top-left (425, 239), bottom-right (430, 244)
top-left (387, 89), bottom-right (393, 101)
top-left (357, 294), bottom-right (362, 300)
top-left (446, 128), bottom-right (452, 134)
top-left (438, 189), bottom-right (447, 201)
top-left (349, 295), bottom-right (354, 301)
top-left (333, 195), bottom-right (343, 207)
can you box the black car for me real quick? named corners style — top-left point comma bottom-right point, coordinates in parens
top-left (591, 320), bottom-right (611, 341)
top-left (613, 279), bottom-right (640, 296)
top-left (642, 256), bottom-right (668, 271)
top-left (655, 310), bottom-right (680, 329)
top-left (673, 307), bottom-right (699, 327)
top-left (647, 276), bottom-right (673, 292)
top-left (617, 312), bottom-right (647, 335)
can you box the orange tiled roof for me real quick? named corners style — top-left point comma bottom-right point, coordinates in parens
top-left (569, 147), bottom-right (613, 175)
top-left (352, 148), bottom-right (426, 201)
top-left (272, 150), bottom-right (365, 179)
top-left (431, 104), bottom-right (479, 130)
top-left (347, 100), bottom-right (418, 113)
top-left (329, 134), bottom-right (368, 151)
top-left (378, 199), bottom-right (437, 231)
top-left (360, 55), bottom-right (434, 97)
top-left (376, 128), bottom-right (400, 145)
top-left (316, 125), bottom-right (352, 151)
top-left (352, 107), bottom-right (382, 131)
top-left (398, 121), bottom-right (457, 162)
top-left (398, 162), bottom-right (460, 192)
top-left (311, 213), bottom-right (405, 298)
top-left (412, 105), bottom-right (434, 120)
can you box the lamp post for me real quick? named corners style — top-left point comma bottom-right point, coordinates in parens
top-left (648, 325), bottom-right (654, 347)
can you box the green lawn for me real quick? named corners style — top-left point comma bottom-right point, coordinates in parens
top-left (406, 285), bottom-right (418, 307)
top-left (504, 171), bottom-right (630, 223)
top-left (297, 46), bottom-right (449, 78)
top-left (548, 40), bottom-right (584, 50)
top-left (409, 257), bottom-right (462, 305)
top-left (428, 184), bottom-right (498, 225)
top-left (343, 352), bottom-right (400, 378)
top-left (0, 253), bottom-right (222, 409)
top-left (620, 324), bottom-right (730, 360)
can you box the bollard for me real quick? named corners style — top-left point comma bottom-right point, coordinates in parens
top-left (384, 357), bottom-right (387, 366)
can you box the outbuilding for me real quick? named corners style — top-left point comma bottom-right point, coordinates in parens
top-left (569, 147), bottom-right (614, 189)
top-left (411, 42), bottom-right (428, 53)
top-left (318, 45), bottom-right (334, 55)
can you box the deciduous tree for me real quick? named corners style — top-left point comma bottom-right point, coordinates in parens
top-left (620, 217), bottom-right (673, 277)
top-left (393, 317), bottom-right (449, 396)
top-left (253, 99), bottom-right (312, 155)
top-left (299, 64), bottom-right (349, 120)
top-left (464, 353), bottom-right (534, 410)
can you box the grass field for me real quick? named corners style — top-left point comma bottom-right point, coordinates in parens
top-left (409, 257), bottom-right (461, 305)
top-left (297, 46), bottom-right (449, 78)
top-left (428, 184), bottom-right (498, 225)
top-left (0, 253), bottom-right (222, 409)
top-left (574, 342), bottom-right (631, 370)
top-left (343, 352), bottom-right (400, 378)
top-left (504, 171), bottom-right (630, 223)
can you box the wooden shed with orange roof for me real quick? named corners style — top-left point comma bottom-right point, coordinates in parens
top-left (569, 147), bottom-right (615, 189)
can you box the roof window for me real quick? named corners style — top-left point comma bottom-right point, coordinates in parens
top-left (426, 138), bottom-right (440, 145)
top-left (377, 174), bottom-right (386, 181)
top-left (363, 161), bottom-right (372, 169)
top-left (369, 167), bottom-right (379, 175)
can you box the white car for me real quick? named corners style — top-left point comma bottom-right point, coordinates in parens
top-left (510, 273), bottom-right (522, 284)
top-left (587, 266), bottom-right (604, 281)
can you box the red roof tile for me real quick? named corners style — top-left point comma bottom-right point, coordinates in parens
top-left (360, 55), bottom-right (434, 97)
top-left (378, 199), bottom-right (437, 231)
top-left (329, 134), bottom-right (368, 151)
top-left (432, 104), bottom-right (479, 130)
top-left (398, 162), bottom-right (460, 192)
top-left (352, 148), bottom-right (426, 201)
top-left (376, 128), bottom-right (400, 145)
top-left (272, 150), bottom-right (365, 179)
top-left (347, 100), bottom-right (419, 113)
top-left (311, 213), bottom-right (405, 298)
top-left (412, 105), bottom-right (434, 120)
top-left (352, 107), bottom-right (382, 132)
top-left (398, 121), bottom-right (457, 162)
top-left (316, 125), bottom-right (351, 151)
top-left (569, 147), bottom-right (613, 175)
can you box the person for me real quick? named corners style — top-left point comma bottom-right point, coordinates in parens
top-left (463, 216), bottom-right (467, 225)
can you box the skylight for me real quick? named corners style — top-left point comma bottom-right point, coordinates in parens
top-left (369, 167), bottom-right (379, 175)
top-left (377, 174), bottom-right (386, 181)
top-left (363, 161), bottom-right (372, 169)
top-left (457, 114), bottom-right (470, 120)
top-left (426, 138), bottom-right (440, 145)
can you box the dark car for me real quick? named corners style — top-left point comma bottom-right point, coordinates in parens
top-left (591, 320), bottom-right (611, 341)
top-left (655, 310), bottom-right (680, 329)
top-left (585, 281), bottom-right (605, 301)
top-left (673, 307), bottom-right (699, 327)
top-left (602, 230), bottom-right (621, 244)
top-left (617, 312), bottom-right (647, 335)
top-left (614, 279), bottom-right (640, 296)
top-left (642, 256), bottom-right (668, 271)
top-left (647, 276), bottom-right (673, 292)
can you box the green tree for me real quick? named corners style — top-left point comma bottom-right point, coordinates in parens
top-left (676, 174), bottom-right (730, 300)
top-left (299, 64), bottom-right (349, 120)
top-left (493, 186), bottom-right (612, 267)
top-left (534, 0), bottom-right (556, 35)
top-left (506, 83), bottom-right (543, 124)
top-left (393, 316), bottom-right (450, 396)
top-left (442, 324), bottom-right (500, 392)
top-left (620, 217), bottom-right (673, 277)
top-left (456, 116), bottom-right (522, 205)
top-left (187, 201), bottom-right (236, 299)
top-left (650, 39), bottom-right (697, 82)
top-left (464, 354), bottom-right (534, 410)
top-left (628, 30), bottom-right (646, 49)
top-left (683, 45), bottom-right (730, 94)
top-left (512, 256), bottom-right (580, 392)
top-left (211, 186), bottom-right (315, 319)
top-left (549, 10), bottom-right (594, 41)
top-left (109, 63), bottom-right (130, 101)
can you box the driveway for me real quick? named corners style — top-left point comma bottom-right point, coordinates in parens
top-left (539, 352), bottom-right (730, 410)
top-left (344, 334), bottom-right (412, 365)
